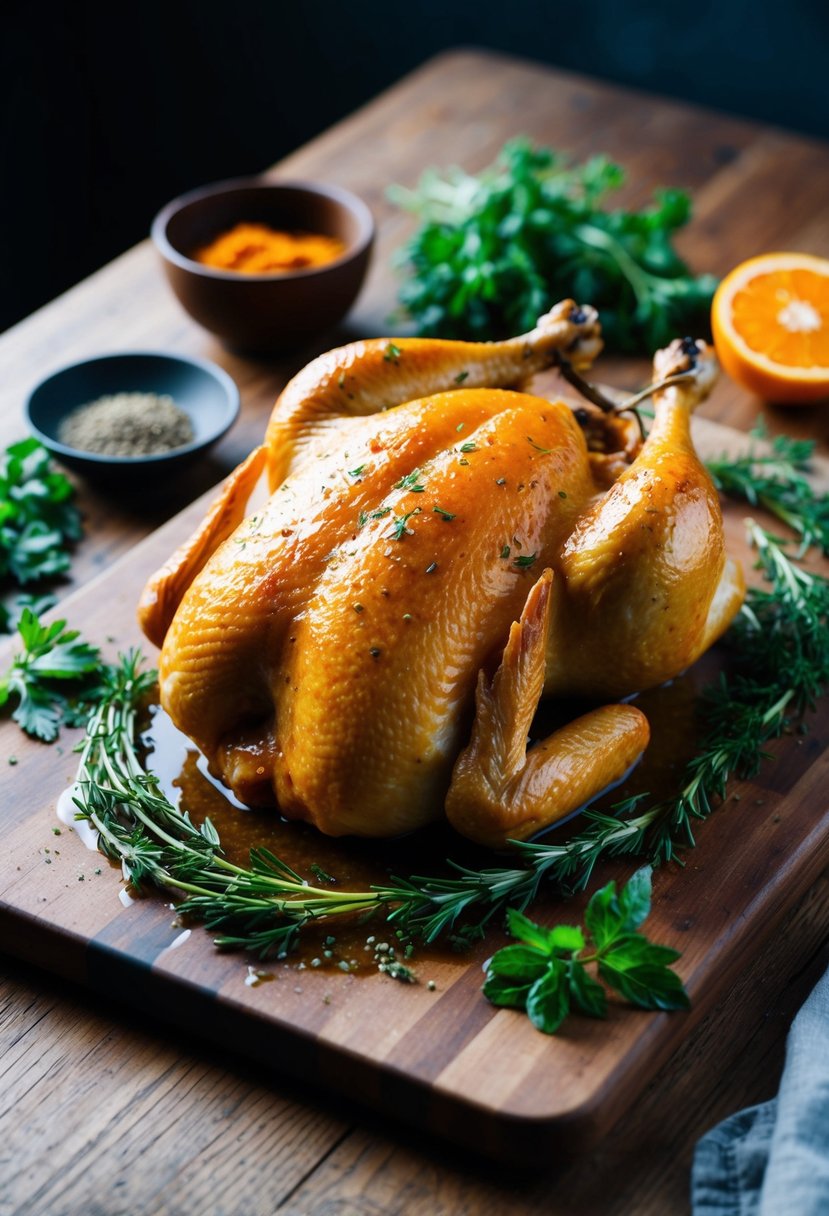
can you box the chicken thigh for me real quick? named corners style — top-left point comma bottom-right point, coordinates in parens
top-left (138, 302), bottom-right (744, 847)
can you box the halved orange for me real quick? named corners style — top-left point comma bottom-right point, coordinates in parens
top-left (711, 252), bottom-right (829, 404)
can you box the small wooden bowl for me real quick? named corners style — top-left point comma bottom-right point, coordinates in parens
top-left (152, 178), bottom-right (375, 353)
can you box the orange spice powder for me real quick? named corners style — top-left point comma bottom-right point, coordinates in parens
top-left (194, 222), bottom-right (346, 275)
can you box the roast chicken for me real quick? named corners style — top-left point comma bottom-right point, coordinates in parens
top-left (138, 301), bottom-right (745, 847)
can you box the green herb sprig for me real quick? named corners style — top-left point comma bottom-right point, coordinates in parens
top-left (390, 139), bottom-right (717, 353)
top-left (0, 439), bottom-right (82, 617)
top-left (484, 867), bottom-right (688, 1033)
top-left (0, 608), bottom-right (103, 740)
top-left (706, 425), bottom-right (829, 556)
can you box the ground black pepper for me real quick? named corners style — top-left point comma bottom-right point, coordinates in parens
top-left (58, 392), bottom-right (194, 457)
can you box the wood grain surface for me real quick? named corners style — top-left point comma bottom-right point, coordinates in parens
top-left (2, 47), bottom-right (829, 1215)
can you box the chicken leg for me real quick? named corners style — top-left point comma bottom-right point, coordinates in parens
top-left (544, 338), bottom-right (745, 699)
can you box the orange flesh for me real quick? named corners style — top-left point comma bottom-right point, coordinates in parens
top-left (730, 268), bottom-right (829, 368)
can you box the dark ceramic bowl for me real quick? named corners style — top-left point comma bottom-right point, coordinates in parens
top-left (25, 351), bottom-right (240, 489)
top-left (151, 178), bottom-right (375, 353)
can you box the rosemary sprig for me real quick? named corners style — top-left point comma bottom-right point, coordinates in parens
top-left (74, 659), bottom-right (387, 956)
top-left (706, 425), bottom-right (829, 555)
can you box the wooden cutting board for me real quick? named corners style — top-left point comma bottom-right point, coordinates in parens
top-left (1, 411), bottom-right (827, 1164)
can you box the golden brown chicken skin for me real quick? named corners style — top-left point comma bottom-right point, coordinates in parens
top-left (138, 303), bottom-right (744, 847)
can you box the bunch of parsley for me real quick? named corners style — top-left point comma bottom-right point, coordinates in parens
top-left (390, 139), bottom-right (717, 353)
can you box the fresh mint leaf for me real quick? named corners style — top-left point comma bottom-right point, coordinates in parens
top-left (598, 930), bottom-right (688, 1012)
top-left (583, 880), bottom-right (620, 950)
top-left (482, 972), bottom-right (534, 1009)
top-left (600, 933), bottom-right (681, 972)
top-left (600, 959), bottom-right (690, 1012)
top-left (506, 906), bottom-right (553, 951)
top-left (547, 924), bottom-right (585, 953)
top-left (506, 907), bottom-right (584, 955)
top-left (526, 960), bottom-right (569, 1034)
top-left (487, 943), bottom-right (549, 981)
top-left (584, 866), bottom-right (652, 949)
top-left (617, 865), bottom-right (652, 931)
top-left (483, 867), bottom-right (687, 1034)
top-left (568, 961), bottom-right (607, 1018)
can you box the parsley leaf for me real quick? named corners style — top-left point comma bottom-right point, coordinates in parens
top-left (482, 867), bottom-right (688, 1034)
top-left (0, 609), bottom-right (104, 740)
top-left (0, 439), bottom-right (82, 589)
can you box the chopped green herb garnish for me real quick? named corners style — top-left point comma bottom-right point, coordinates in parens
top-left (459, 442), bottom-right (477, 453)
top-left (357, 510), bottom-right (368, 528)
top-left (456, 422), bottom-right (465, 432)
top-left (558, 490), bottom-right (568, 499)
top-left (528, 437), bottom-right (551, 454)
top-left (433, 506), bottom-right (455, 521)
top-left (348, 464), bottom-right (366, 478)
top-left (500, 545), bottom-right (511, 559)
top-left (513, 553), bottom-right (538, 569)
top-left (383, 343), bottom-right (402, 363)
top-left (454, 371), bottom-right (469, 384)
top-left (425, 562), bottom-right (438, 574)
top-left (394, 469), bottom-right (426, 493)
top-left (390, 507), bottom-right (421, 541)
top-left (370, 507), bottom-right (392, 520)
top-left (496, 477), bottom-right (506, 486)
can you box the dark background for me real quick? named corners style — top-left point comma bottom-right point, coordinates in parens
top-left (3, 0), bottom-right (827, 334)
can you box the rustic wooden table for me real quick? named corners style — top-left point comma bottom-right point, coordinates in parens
top-left (2, 49), bottom-right (829, 1216)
